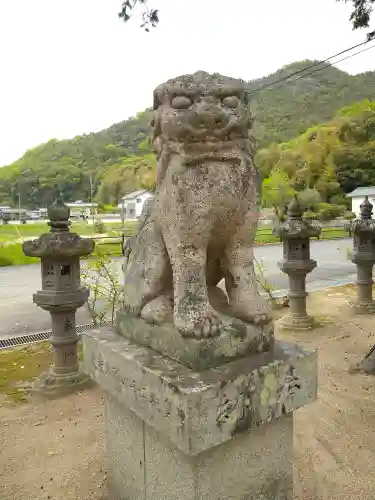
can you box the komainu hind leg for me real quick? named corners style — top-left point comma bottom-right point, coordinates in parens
top-left (123, 219), bottom-right (171, 316)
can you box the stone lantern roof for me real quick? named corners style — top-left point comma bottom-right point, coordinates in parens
top-left (23, 199), bottom-right (95, 259)
top-left (350, 196), bottom-right (375, 235)
top-left (273, 196), bottom-right (321, 240)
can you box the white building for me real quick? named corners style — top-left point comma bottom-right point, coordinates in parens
top-left (346, 187), bottom-right (375, 217)
top-left (118, 190), bottom-right (154, 220)
top-left (65, 201), bottom-right (98, 218)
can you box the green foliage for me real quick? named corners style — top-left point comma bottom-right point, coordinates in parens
top-left (303, 210), bottom-right (318, 220)
top-left (94, 219), bottom-right (106, 234)
top-left (262, 169), bottom-right (296, 217)
top-left (297, 188), bottom-right (322, 210)
top-left (316, 203), bottom-right (346, 222)
top-left (258, 99), bottom-right (375, 204)
top-left (337, 0), bottom-right (375, 40)
top-left (81, 248), bottom-right (124, 326)
top-left (0, 243), bottom-right (39, 267)
top-left (250, 63), bottom-right (375, 148)
top-left (118, 0), bottom-right (159, 31)
top-left (0, 342), bottom-right (52, 404)
top-left (0, 111), bottom-right (153, 208)
top-left (343, 211), bottom-right (356, 220)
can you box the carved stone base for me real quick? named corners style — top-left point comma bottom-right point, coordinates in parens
top-left (82, 327), bottom-right (317, 500)
top-left (30, 367), bottom-right (94, 402)
top-left (349, 299), bottom-right (375, 315)
top-left (116, 311), bottom-right (274, 370)
top-left (277, 313), bottom-right (316, 331)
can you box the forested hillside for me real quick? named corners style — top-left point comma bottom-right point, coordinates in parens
top-left (0, 61), bottom-right (374, 208)
top-left (259, 99), bottom-right (375, 218)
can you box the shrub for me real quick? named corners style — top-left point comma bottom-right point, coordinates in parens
top-left (316, 203), bottom-right (346, 222)
top-left (303, 210), bottom-right (318, 220)
top-left (97, 204), bottom-right (120, 214)
top-left (94, 219), bottom-right (106, 234)
top-left (81, 248), bottom-right (124, 326)
top-left (343, 211), bottom-right (356, 220)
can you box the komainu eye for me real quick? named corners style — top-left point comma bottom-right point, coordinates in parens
top-left (171, 96), bottom-right (192, 109)
top-left (222, 96), bottom-right (239, 108)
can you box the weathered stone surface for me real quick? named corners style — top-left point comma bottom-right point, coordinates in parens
top-left (116, 309), bottom-right (274, 370)
top-left (82, 327), bottom-right (317, 456)
top-left (30, 369), bottom-right (94, 402)
top-left (23, 199), bottom-right (94, 258)
top-left (105, 393), bottom-right (293, 500)
top-left (122, 71), bottom-right (271, 344)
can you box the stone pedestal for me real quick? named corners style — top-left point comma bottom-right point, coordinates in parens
top-left (350, 261), bottom-right (375, 314)
top-left (277, 266), bottom-right (316, 330)
top-left (82, 327), bottom-right (317, 500)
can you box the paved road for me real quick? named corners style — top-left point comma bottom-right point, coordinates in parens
top-left (0, 238), bottom-right (355, 339)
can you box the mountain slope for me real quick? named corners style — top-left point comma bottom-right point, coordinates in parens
top-left (0, 60), bottom-right (374, 207)
top-left (248, 61), bottom-right (375, 146)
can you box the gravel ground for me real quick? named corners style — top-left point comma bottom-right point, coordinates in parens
top-left (1, 287), bottom-right (375, 499)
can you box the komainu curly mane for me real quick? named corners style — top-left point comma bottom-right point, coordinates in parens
top-left (122, 71), bottom-right (270, 339)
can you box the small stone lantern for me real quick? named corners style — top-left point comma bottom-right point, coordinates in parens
top-left (274, 196), bottom-right (321, 330)
top-left (23, 199), bottom-right (95, 399)
top-left (346, 195), bottom-right (375, 314)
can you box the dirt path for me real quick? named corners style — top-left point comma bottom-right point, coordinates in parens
top-left (287, 288), bottom-right (375, 500)
top-left (0, 388), bottom-right (107, 500)
top-left (1, 287), bottom-right (375, 499)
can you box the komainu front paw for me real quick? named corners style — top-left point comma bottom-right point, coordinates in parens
top-left (174, 306), bottom-right (222, 339)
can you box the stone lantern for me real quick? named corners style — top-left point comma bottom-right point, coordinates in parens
top-left (347, 195), bottom-right (375, 314)
top-left (274, 196), bottom-right (321, 330)
top-left (23, 199), bottom-right (95, 399)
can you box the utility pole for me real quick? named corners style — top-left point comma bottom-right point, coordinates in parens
top-left (89, 173), bottom-right (95, 227)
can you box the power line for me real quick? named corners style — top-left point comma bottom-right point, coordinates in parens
top-left (249, 40), bottom-right (371, 95)
top-left (264, 42), bottom-right (375, 92)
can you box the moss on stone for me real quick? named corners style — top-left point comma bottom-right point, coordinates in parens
top-left (0, 341), bottom-right (83, 404)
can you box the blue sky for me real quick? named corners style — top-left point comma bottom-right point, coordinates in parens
top-left (0, 0), bottom-right (374, 166)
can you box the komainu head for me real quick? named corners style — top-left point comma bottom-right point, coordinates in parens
top-left (151, 71), bottom-right (253, 152)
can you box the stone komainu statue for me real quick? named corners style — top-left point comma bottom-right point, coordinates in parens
top-left (123, 71), bottom-right (270, 339)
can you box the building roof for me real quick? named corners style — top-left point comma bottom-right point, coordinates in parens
top-left (66, 202), bottom-right (98, 207)
top-left (120, 190), bottom-right (151, 201)
top-left (347, 187), bottom-right (375, 197)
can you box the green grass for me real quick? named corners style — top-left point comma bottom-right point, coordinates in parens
top-left (0, 243), bottom-right (39, 266)
top-left (0, 342), bottom-right (52, 403)
top-left (0, 223), bottom-right (350, 266)
top-left (0, 342), bottom-right (84, 404)
top-left (255, 227), bottom-right (349, 245)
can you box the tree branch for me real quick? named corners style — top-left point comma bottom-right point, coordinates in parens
top-left (119, 0), bottom-right (159, 31)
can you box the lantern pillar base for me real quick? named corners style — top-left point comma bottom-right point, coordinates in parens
top-left (349, 299), bottom-right (375, 315)
top-left (30, 366), bottom-right (94, 402)
top-left (277, 313), bottom-right (315, 331)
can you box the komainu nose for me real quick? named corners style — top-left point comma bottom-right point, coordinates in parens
top-left (194, 108), bottom-right (228, 129)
